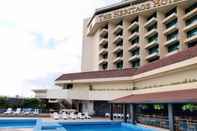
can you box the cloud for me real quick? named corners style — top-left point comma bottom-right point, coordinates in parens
top-left (0, 0), bottom-right (120, 97)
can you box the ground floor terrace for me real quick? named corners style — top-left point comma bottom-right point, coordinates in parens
top-left (110, 89), bottom-right (197, 131)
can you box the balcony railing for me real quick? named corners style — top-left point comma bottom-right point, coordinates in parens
top-left (128, 32), bottom-right (139, 42)
top-left (113, 57), bottom-right (123, 64)
top-left (183, 8), bottom-right (197, 20)
top-left (128, 21), bottom-right (139, 32)
top-left (183, 21), bottom-right (197, 32)
top-left (128, 55), bottom-right (140, 62)
top-left (144, 17), bottom-right (157, 28)
top-left (163, 12), bottom-right (177, 24)
top-left (164, 24), bottom-right (178, 35)
top-left (145, 29), bottom-right (157, 38)
top-left (99, 59), bottom-right (108, 65)
top-left (128, 43), bottom-right (140, 51)
top-left (146, 52), bottom-right (159, 61)
top-left (99, 48), bottom-right (108, 55)
top-left (113, 25), bottom-right (123, 35)
top-left (165, 36), bottom-right (179, 46)
top-left (100, 28), bottom-right (108, 38)
top-left (145, 39), bottom-right (158, 49)
top-left (113, 35), bottom-right (123, 45)
top-left (184, 35), bottom-right (197, 44)
top-left (113, 46), bottom-right (123, 53)
top-left (99, 38), bottom-right (108, 46)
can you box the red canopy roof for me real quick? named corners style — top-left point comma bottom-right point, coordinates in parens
top-left (112, 89), bottom-right (197, 104)
top-left (56, 46), bottom-right (197, 81)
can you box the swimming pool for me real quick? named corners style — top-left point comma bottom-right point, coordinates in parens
top-left (60, 122), bottom-right (155, 131)
top-left (0, 119), bottom-right (155, 131)
top-left (0, 118), bottom-right (38, 128)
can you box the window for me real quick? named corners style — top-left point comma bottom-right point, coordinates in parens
top-left (103, 44), bottom-right (108, 49)
top-left (116, 61), bottom-right (123, 69)
top-left (165, 7), bottom-right (177, 17)
top-left (131, 49), bottom-right (139, 56)
top-left (131, 37), bottom-right (139, 45)
top-left (116, 20), bottom-right (123, 26)
top-left (116, 30), bottom-right (123, 36)
top-left (63, 84), bottom-right (73, 89)
top-left (147, 23), bottom-right (157, 32)
top-left (132, 60), bottom-right (140, 68)
top-left (167, 31), bottom-right (178, 40)
top-left (131, 17), bottom-right (138, 24)
top-left (147, 12), bottom-right (157, 21)
top-left (185, 3), bottom-right (197, 14)
top-left (166, 19), bottom-right (177, 29)
top-left (148, 46), bottom-right (159, 55)
top-left (116, 40), bottom-right (123, 46)
top-left (116, 51), bottom-right (123, 57)
top-left (102, 63), bottom-right (108, 70)
top-left (185, 15), bottom-right (197, 26)
top-left (102, 53), bottom-right (108, 59)
top-left (187, 28), bottom-right (197, 38)
top-left (188, 42), bottom-right (197, 48)
top-left (167, 42), bottom-right (180, 53)
top-left (103, 24), bottom-right (108, 29)
top-left (131, 27), bottom-right (139, 34)
top-left (148, 34), bottom-right (158, 43)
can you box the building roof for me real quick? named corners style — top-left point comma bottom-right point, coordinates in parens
top-left (56, 46), bottom-right (197, 81)
top-left (111, 89), bottom-right (197, 104)
top-left (87, 0), bottom-right (149, 26)
top-left (56, 68), bottom-right (136, 81)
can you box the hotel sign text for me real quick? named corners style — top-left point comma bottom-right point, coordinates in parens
top-left (98, 0), bottom-right (181, 22)
top-left (88, 0), bottom-right (182, 34)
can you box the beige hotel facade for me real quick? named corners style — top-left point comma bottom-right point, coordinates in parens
top-left (34, 0), bottom-right (197, 116)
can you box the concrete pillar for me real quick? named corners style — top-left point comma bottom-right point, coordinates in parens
top-left (123, 104), bottom-right (127, 122)
top-left (130, 104), bottom-right (136, 124)
top-left (110, 103), bottom-right (113, 120)
top-left (139, 15), bottom-right (148, 66)
top-left (168, 104), bottom-right (175, 131)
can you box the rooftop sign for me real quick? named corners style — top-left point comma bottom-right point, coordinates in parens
top-left (87, 0), bottom-right (183, 35)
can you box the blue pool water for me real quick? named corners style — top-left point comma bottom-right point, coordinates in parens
top-left (60, 122), bottom-right (155, 131)
top-left (0, 118), bottom-right (38, 128)
top-left (0, 119), bottom-right (155, 131)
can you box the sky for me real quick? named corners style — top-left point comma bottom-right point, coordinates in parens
top-left (0, 0), bottom-right (121, 97)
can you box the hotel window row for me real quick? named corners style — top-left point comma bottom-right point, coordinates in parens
top-left (98, 2), bottom-right (197, 70)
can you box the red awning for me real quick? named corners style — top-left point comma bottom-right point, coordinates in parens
top-left (111, 89), bottom-right (197, 104)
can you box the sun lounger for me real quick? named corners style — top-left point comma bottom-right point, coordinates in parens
top-left (4, 108), bottom-right (13, 115)
top-left (13, 108), bottom-right (21, 115)
top-left (105, 113), bottom-right (110, 118)
top-left (84, 112), bottom-right (91, 119)
top-left (23, 108), bottom-right (32, 116)
top-left (69, 112), bottom-right (77, 119)
top-left (52, 112), bottom-right (60, 120)
top-left (113, 113), bottom-right (118, 119)
top-left (33, 109), bottom-right (39, 115)
top-left (61, 113), bottom-right (68, 120)
top-left (77, 113), bottom-right (85, 119)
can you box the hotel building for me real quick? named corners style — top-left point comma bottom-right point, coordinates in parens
top-left (34, 0), bottom-right (197, 119)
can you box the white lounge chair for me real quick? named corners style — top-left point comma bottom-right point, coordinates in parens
top-left (62, 113), bottom-right (68, 120)
top-left (77, 113), bottom-right (85, 119)
top-left (84, 112), bottom-right (91, 119)
top-left (105, 113), bottom-right (110, 118)
top-left (13, 108), bottom-right (21, 115)
top-left (69, 112), bottom-right (77, 119)
top-left (52, 112), bottom-right (60, 120)
top-left (113, 113), bottom-right (118, 119)
top-left (4, 108), bottom-right (13, 115)
top-left (33, 109), bottom-right (39, 115)
top-left (23, 108), bottom-right (32, 116)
